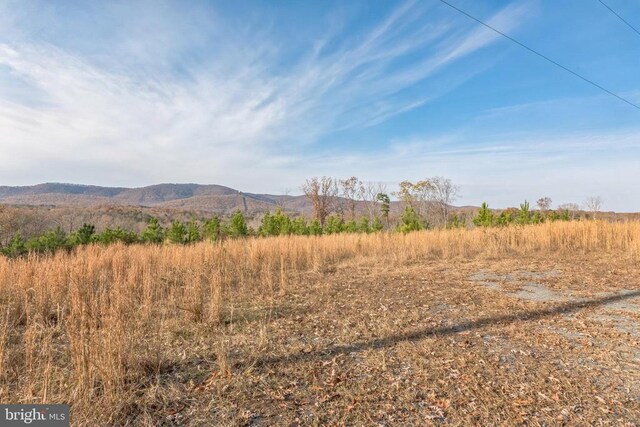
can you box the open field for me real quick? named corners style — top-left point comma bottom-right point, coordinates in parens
top-left (1, 221), bottom-right (640, 425)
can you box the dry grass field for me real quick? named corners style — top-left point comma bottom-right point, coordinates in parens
top-left (1, 221), bottom-right (639, 425)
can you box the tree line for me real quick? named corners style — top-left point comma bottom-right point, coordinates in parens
top-left (301, 175), bottom-right (460, 229)
top-left (472, 201), bottom-right (574, 227)
top-left (0, 176), bottom-right (602, 258)
top-left (0, 210), bottom-right (247, 258)
top-left (301, 176), bottom-right (601, 231)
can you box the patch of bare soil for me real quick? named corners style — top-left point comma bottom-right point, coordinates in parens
top-left (130, 253), bottom-right (640, 425)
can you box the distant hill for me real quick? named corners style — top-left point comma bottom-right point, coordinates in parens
top-left (0, 182), bottom-right (128, 198)
top-left (0, 183), bottom-right (311, 215)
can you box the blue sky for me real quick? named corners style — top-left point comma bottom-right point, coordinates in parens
top-left (0, 0), bottom-right (639, 210)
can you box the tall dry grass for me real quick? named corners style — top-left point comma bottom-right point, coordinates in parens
top-left (0, 220), bottom-right (638, 423)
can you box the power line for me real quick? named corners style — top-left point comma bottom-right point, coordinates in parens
top-left (436, 0), bottom-right (640, 112)
top-left (597, 0), bottom-right (640, 38)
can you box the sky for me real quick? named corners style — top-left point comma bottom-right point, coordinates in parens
top-left (0, 0), bottom-right (639, 211)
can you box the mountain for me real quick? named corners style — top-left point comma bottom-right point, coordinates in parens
top-left (0, 183), bottom-right (305, 214)
top-left (0, 183), bottom-right (127, 198)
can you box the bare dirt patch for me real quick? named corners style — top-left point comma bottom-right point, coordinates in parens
top-left (150, 254), bottom-right (640, 425)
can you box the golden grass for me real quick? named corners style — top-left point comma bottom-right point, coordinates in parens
top-left (0, 220), bottom-right (639, 424)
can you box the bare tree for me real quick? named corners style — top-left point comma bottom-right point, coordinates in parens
top-left (558, 202), bottom-right (579, 220)
top-left (275, 188), bottom-right (291, 211)
top-left (396, 181), bottom-right (415, 209)
top-left (430, 176), bottom-right (460, 227)
top-left (584, 196), bottom-right (603, 220)
top-left (361, 181), bottom-right (387, 221)
top-left (414, 180), bottom-right (434, 219)
top-left (339, 176), bottom-right (362, 221)
top-left (301, 177), bottom-right (338, 226)
top-left (0, 205), bottom-right (12, 246)
top-left (55, 207), bottom-right (81, 234)
top-left (395, 180), bottom-right (433, 218)
top-left (0, 205), bottom-right (50, 245)
top-left (536, 197), bottom-right (552, 212)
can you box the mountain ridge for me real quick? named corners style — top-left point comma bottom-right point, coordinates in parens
top-left (0, 182), bottom-right (306, 214)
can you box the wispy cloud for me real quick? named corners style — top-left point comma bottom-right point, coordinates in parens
top-left (0, 0), bottom-right (533, 189)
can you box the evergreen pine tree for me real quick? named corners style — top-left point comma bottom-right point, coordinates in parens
top-left (376, 193), bottom-right (391, 226)
top-left (371, 216), bottom-right (384, 232)
top-left (203, 216), bottom-right (221, 241)
top-left (358, 216), bottom-right (371, 233)
top-left (68, 223), bottom-right (96, 245)
top-left (186, 220), bottom-right (201, 243)
top-left (227, 210), bottom-right (248, 238)
top-left (308, 219), bottom-right (323, 235)
top-left (3, 232), bottom-right (26, 257)
top-left (473, 202), bottom-right (494, 227)
top-left (290, 217), bottom-right (308, 235)
top-left (517, 201), bottom-right (531, 225)
top-left (167, 220), bottom-right (187, 244)
top-left (142, 218), bottom-right (164, 244)
top-left (398, 206), bottom-right (422, 233)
